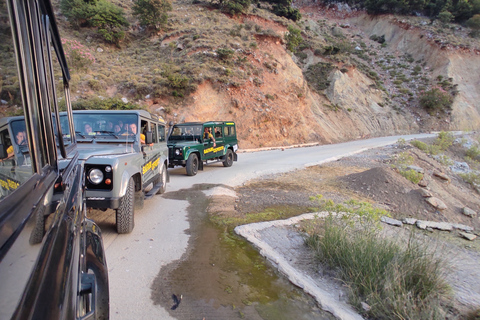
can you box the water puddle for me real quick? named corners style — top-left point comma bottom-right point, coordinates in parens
top-left (151, 184), bottom-right (335, 319)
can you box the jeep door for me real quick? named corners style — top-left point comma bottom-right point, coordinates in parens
top-left (202, 125), bottom-right (217, 160)
top-left (140, 118), bottom-right (164, 187)
top-left (212, 124), bottom-right (225, 158)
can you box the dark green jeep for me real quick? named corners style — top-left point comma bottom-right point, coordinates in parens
top-left (167, 121), bottom-right (238, 176)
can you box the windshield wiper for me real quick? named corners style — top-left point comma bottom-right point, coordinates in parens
top-left (75, 131), bottom-right (86, 138)
top-left (96, 131), bottom-right (119, 139)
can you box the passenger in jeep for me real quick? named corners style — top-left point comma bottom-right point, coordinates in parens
top-left (204, 127), bottom-right (216, 147)
top-left (129, 123), bottom-right (147, 145)
top-left (84, 123), bottom-right (93, 135)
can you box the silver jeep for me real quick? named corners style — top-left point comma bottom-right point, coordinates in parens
top-left (73, 110), bottom-right (169, 233)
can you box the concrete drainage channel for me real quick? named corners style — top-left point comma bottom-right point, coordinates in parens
top-left (151, 184), bottom-right (337, 320)
top-left (235, 213), bottom-right (363, 320)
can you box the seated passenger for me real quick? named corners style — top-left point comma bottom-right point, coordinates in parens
top-left (15, 130), bottom-right (27, 146)
top-left (84, 123), bottom-right (94, 135)
top-left (203, 127), bottom-right (216, 147)
top-left (128, 123), bottom-right (146, 144)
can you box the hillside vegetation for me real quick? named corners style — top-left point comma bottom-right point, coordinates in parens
top-left (9, 0), bottom-right (480, 147)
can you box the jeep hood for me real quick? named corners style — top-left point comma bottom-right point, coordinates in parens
top-left (167, 140), bottom-right (202, 147)
top-left (76, 143), bottom-right (137, 160)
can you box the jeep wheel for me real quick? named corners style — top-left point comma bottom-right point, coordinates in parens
top-left (116, 177), bottom-right (135, 234)
top-left (156, 164), bottom-right (167, 194)
top-left (186, 153), bottom-right (199, 176)
top-left (223, 149), bottom-right (234, 167)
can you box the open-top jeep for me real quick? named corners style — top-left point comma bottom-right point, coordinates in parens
top-left (73, 110), bottom-right (169, 234)
top-left (167, 121), bottom-right (238, 176)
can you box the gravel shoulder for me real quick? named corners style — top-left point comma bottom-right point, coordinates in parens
top-left (228, 138), bottom-right (480, 317)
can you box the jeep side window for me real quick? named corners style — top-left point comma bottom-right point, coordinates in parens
top-left (214, 126), bottom-right (222, 139)
top-left (0, 9), bottom-right (34, 200)
top-left (150, 123), bottom-right (158, 142)
top-left (41, 14), bottom-right (73, 159)
top-left (224, 125), bottom-right (235, 137)
top-left (158, 124), bottom-right (166, 142)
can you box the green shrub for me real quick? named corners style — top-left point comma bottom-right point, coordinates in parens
top-left (273, 4), bottom-right (302, 21)
top-left (438, 10), bottom-right (454, 25)
top-left (216, 48), bottom-right (235, 61)
top-left (91, 1), bottom-right (128, 45)
top-left (460, 171), bottom-right (480, 186)
top-left (285, 25), bottom-right (302, 53)
top-left (88, 79), bottom-right (104, 91)
top-left (221, 0), bottom-right (251, 15)
top-left (466, 14), bottom-right (480, 37)
top-left (466, 145), bottom-right (480, 160)
top-left (61, 0), bottom-right (128, 45)
top-left (304, 62), bottom-right (334, 91)
top-left (60, 0), bottom-right (97, 28)
top-left (434, 131), bottom-right (455, 151)
top-left (411, 140), bottom-right (428, 151)
top-left (400, 169), bottom-right (424, 183)
top-left (72, 97), bottom-right (140, 110)
top-left (166, 73), bottom-right (190, 89)
top-left (419, 87), bottom-right (453, 113)
top-left (132, 0), bottom-right (172, 31)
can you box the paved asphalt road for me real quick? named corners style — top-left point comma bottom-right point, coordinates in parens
top-left (91, 133), bottom-right (436, 319)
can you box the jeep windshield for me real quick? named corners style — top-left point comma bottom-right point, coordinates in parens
top-left (73, 113), bottom-right (139, 142)
top-left (169, 124), bottom-right (203, 142)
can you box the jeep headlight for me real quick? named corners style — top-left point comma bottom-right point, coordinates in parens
top-left (88, 168), bottom-right (104, 185)
top-left (175, 148), bottom-right (181, 156)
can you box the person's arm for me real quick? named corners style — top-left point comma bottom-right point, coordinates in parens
top-left (211, 133), bottom-right (216, 147)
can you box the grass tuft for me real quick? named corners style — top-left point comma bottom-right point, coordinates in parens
top-left (304, 215), bottom-right (451, 319)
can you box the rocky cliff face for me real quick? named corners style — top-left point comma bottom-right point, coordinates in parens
top-left (350, 14), bottom-right (480, 131)
top-left (154, 6), bottom-right (479, 149)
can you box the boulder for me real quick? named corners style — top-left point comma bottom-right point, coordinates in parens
top-left (433, 171), bottom-right (451, 183)
top-left (425, 197), bottom-right (447, 210)
top-left (463, 207), bottom-right (477, 218)
top-left (418, 179), bottom-right (428, 187)
top-left (417, 188), bottom-right (432, 198)
top-left (459, 232), bottom-right (477, 241)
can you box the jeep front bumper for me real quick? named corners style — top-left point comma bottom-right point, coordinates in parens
top-left (86, 196), bottom-right (121, 210)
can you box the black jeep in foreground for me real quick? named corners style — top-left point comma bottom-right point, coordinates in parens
top-left (168, 121), bottom-right (238, 176)
top-left (0, 1), bottom-right (108, 319)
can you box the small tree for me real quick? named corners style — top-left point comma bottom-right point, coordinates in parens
top-left (60, 0), bottom-right (97, 28)
top-left (91, 0), bottom-right (129, 45)
top-left (132, 0), bottom-right (172, 31)
top-left (222, 0), bottom-right (251, 15)
top-left (273, 5), bottom-right (302, 21)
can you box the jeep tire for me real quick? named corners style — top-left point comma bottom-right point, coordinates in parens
top-left (186, 153), bottom-right (199, 176)
top-left (156, 164), bottom-right (167, 194)
top-left (116, 177), bottom-right (135, 234)
top-left (223, 149), bottom-right (234, 167)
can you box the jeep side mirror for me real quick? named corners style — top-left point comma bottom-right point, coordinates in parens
top-left (145, 131), bottom-right (153, 144)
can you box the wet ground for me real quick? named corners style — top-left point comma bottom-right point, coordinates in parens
top-left (151, 184), bottom-right (335, 320)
